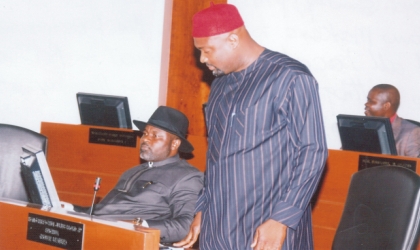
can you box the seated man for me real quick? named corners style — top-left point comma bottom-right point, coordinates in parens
top-left (365, 84), bottom-right (420, 157)
top-left (74, 106), bottom-right (204, 243)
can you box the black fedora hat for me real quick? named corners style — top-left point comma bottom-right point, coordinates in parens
top-left (133, 106), bottom-right (194, 153)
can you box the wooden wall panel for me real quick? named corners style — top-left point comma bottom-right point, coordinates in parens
top-left (166, 0), bottom-right (227, 170)
top-left (166, 0), bottom-right (226, 136)
top-left (183, 134), bottom-right (207, 172)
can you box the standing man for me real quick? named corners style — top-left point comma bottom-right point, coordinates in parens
top-left (365, 84), bottom-right (420, 157)
top-left (175, 3), bottom-right (328, 250)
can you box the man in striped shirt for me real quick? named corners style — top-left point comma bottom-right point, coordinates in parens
top-left (175, 3), bottom-right (328, 250)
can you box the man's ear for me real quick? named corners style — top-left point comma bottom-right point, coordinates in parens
top-left (171, 138), bottom-right (181, 151)
top-left (228, 33), bottom-right (239, 49)
top-left (383, 101), bottom-right (391, 111)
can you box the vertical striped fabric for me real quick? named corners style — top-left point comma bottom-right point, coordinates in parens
top-left (195, 49), bottom-right (328, 250)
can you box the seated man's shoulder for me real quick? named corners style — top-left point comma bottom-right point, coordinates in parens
top-left (164, 159), bottom-right (203, 176)
top-left (401, 118), bottom-right (420, 132)
top-left (158, 161), bottom-right (203, 189)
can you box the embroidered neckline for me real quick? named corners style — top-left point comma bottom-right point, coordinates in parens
top-left (147, 154), bottom-right (180, 168)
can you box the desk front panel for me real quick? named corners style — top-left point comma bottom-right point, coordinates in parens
top-left (0, 199), bottom-right (159, 249)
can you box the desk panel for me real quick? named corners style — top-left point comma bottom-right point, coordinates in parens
top-left (0, 199), bottom-right (159, 249)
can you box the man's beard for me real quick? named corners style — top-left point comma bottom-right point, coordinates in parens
top-left (212, 68), bottom-right (225, 77)
top-left (140, 149), bottom-right (152, 161)
top-left (140, 143), bottom-right (154, 161)
top-left (206, 63), bottom-right (225, 77)
top-left (140, 143), bottom-right (171, 162)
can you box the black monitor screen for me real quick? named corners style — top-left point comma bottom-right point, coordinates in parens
top-left (337, 114), bottom-right (397, 155)
top-left (77, 92), bottom-right (132, 129)
top-left (20, 145), bottom-right (60, 208)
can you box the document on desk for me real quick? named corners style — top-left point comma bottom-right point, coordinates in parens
top-left (159, 245), bottom-right (183, 250)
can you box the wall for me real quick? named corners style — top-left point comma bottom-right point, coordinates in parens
top-left (1, 0), bottom-right (419, 150)
top-left (229, 0), bottom-right (420, 149)
top-left (0, 0), bottom-right (167, 131)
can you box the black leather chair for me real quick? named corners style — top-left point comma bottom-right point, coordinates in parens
top-left (407, 119), bottom-right (420, 127)
top-left (0, 124), bottom-right (47, 202)
top-left (332, 166), bottom-right (420, 250)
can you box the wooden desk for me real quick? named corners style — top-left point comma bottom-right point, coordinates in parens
top-left (40, 123), bottom-right (420, 248)
top-left (0, 198), bottom-right (159, 249)
top-left (312, 149), bottom-right (420, 250)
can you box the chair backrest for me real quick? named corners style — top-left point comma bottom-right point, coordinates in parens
top-left (0, 124), bottom-right (47, 202)
top-left (407, 119), bottom-right (420, 128)
top-left (332, 166), bottom-right (420, 250)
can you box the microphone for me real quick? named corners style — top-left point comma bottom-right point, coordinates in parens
top-left (90, 177), bottom-right (101, 218)
top-left (93, 177), bottom-right (101, 191)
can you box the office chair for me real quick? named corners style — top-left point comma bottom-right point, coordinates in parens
top-left (332, 166), bottom-right (420, 250)
top-left (0, 124), bottom-right (47, 202)
top-left (407, 119), bottom-right (420, 127)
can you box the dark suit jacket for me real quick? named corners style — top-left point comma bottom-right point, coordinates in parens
top-left (392, 116), bottom-right (420, 158)
top-left (74, 155), bottom-right (203, 243)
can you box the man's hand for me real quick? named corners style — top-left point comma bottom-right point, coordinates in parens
top-left (173, 211), bottom-right (202, 248)
top-left (251, 219), bottom-right (287, 250)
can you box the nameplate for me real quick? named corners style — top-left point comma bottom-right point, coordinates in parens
top-left (27, 213), bottom-right (84, 249)
top-left (89, 128), bottom-right (137, 147)
top-left (358, 155), bottom-right (416, 172)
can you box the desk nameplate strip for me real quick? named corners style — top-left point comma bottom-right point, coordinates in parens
top-left (27, 213), bottom-right (84, 249)
top-left (89, 128), bottom-right (137, 148)
top-left (358, 154), bottom-right (417, 171)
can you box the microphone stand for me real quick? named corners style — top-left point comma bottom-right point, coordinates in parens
top-left (90, 177), bottom-right (101, 220)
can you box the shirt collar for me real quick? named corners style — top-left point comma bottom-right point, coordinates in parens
top-left (390, 113), bottom-right (397, 123)
top-left (227, 48), bottom-right (267, 81)
top-left (148, 154), bottom-right (180, 168)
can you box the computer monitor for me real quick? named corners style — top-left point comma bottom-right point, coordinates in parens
top-left (77, 92), bottom-right (132, 129)
top-left (20, 145), bottom-right (61, 208)
top-left (337, 114), bottom-right (397, 155)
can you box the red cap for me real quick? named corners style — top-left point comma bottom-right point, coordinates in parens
top-left (192, 3), bottom-right (244, 38)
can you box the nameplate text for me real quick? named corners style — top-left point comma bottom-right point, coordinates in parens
top-left (27, 213), bottom-right (84, 249)
top-left (89, 128), bottom-right (137, 147)
top-left (358, 155), bottom-right (416, 171)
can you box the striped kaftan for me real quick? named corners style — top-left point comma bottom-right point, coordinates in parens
top-left (195, 49), bottom-right (328, 250)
